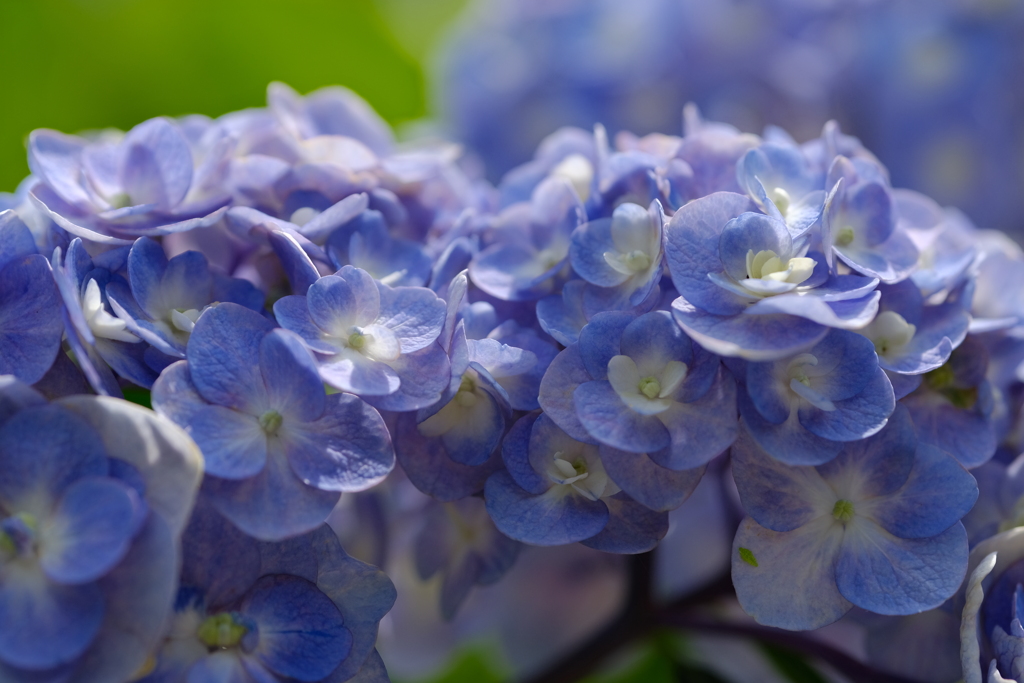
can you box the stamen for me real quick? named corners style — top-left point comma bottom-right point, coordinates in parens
top-left (832, 499), bottom-right (855, 522)
top-left (259, 410), bottom-right (283, 435)
top-left (196, 613), bottom-right (249, 649)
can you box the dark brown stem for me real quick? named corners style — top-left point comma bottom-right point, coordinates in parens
top-left (523, 561), bottom-right (922, 683)
top-left (658, 614), bottom-right (921, 683)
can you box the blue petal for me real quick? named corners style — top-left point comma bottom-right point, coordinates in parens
top-left (469, 242), bottom-right (564, 301)
top-left (273, 296), bottom-right (338, 355)
top-left (260, 330), bottom-right (325, 422)
top-left (746, 361), bottom-right (790, 425)
top-left (882, 303), bottom-right (968, 375)
top-left (0, 404), bottom-right (107, 511)
top-left (119, 117), bottom-right (193, 210)
top-left (205, 447), bottom-right (340, 542)
top-left (105, 281), bottom-right (185, 358)
top-left (577, 311), bottom-right (633, 380)
top-left (664, 192), bottom-right (753, 316)
top-left (186, 303), bottom-right (275, 413)
top-left (299, 193), bottom-right (368, 244)
top-left (212, 274), bottom-right (265, 313)
top-left (243, 575), bottom-right (350, 681)
top-left (284, 393), bottom-right (394, 492)
top-left (0, 255), bottom-right (63, 384)
top-left (581, 494), bottom-right (668, 553)
top-left (574, 380), bottom-right (670, 453)
top-left (187, 405), bottom-right (267, 479)
top-left (801, 329), bottom-right (879, 402)
top-left (126, 237), bottom-right (171, 319)
top-left (799, 366), bottom-right (894, 442)
top-left (309, 531), bottom-right (396, 682)
top-left (439, 387), bottom-right (507, 467)
top-left (836, 230), bottom-right (919, 284)
top-left (651, 369), bottom-right (737, 470)
top-left (739, 389), bottom-right (842, 466)
top-left (151, 360), bottom-right (208, 427)
top-left (672, 296), bottom-right (827, 361)
top-left (309, 269), bottom-right (379, 332)
top-left (394, 413), bottom-right (503, 501)
top-left (27, 129), bottom-right (90, 207)
top-left (158, 251), bottom-right (212, 314)
top-left (375, 283), bottom-right (446, 353)
top-left (600, 447), bottom-right (703, 512)
top-left (835, 520), bottom-right (967, 615)
top-left (619, 311), bottom-right (693, 375)
top-left (0, 572), bottom-right (104, 670)
top-left (903, 397), bottom-right (996, 469)
top-left (362, 343), bottom-right (450, 412)
top-left (0, 376), bottom-right (46, 426)
top-left (730, 425), bottom-right (838, 531)
top-left (866, 443), bottom-right (978, 540)
top-left (537, 280), bottom-right (589, 346)
top-left (0, 210), bottom-right (39, 270)
top-left (719, 212), bottom-right (792, 282)
top-left (569, 217), bottom-right (628, 287)
top-left (40, 477), bottom-right (146, 585)
top-left (179, 499), bottom-right (261, 607)
top-left (886, 370), bottom-right (922, 400)
top-left (815, 404), bottom-right (917, 499)
top-left (485, 470), bottom-right (608, 546)
top-left (69, 515), bottom-right (178, 683)
top-left (268, 230), bottom-right (320, 296)
top-left (182, 652), bottom-right (251, 683)
top-left (501, 413), bottom-right (549, 495)
top-left (731, 515), bottom-right (851, 630)
top-left (349, 221), bottom-right (432, 287)
top-left (744, 291), bottom-right (881, 330)
top-left (537, 345), bottom-right (598, 444)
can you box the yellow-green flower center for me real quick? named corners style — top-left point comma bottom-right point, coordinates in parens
top-left (197, 613), bottom-right (249, 649)
top-left (348, 332), bottom-right (366, 350)
top-left (259, 410), bottom-right (283, 436)
top-left (638, 376), bottom-right (661, 399)
top-left (836, 227), bottom-right (855, 247)
top-left (832, 499), bottom-right (855, 523)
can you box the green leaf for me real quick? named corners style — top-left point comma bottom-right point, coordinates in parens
top-left (584, 643), bottom-right (675, 683)
top-left (121, 387), bottom-right (152, 410)
top-left (759, 643), bottom-right (829, 683)
top-left (397, 646), bottom-right (507, 683)
top-left (738, 547), bottom-right (758, 567)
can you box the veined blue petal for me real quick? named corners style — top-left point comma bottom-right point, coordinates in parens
top-left (485, 471), bottom-right (608, 546)
top-left (243, 575), bottom-right (350, 682)
top-left (835, 519), bottom-right (967, 615)
top-left (731, 515), bottom-right (850, 630)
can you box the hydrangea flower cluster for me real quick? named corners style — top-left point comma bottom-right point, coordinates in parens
top-left (3, 80), bottom-right (1024, 682)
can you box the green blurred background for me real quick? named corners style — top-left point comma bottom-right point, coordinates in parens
top-left (0, 0), bottom-right (467, 192)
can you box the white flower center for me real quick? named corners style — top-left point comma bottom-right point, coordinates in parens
top-left (170, 308), bottom-right (202, 334)
top-left (785, 353), bottom-right (835, 412)
top-left (551, 153), bottom-right (594, 202)
top-left (771, 187), bottom-right (791, 216)
top-left (604, 248), bottom-right (652, 275)
top-left (546, 450), bottom-right (615, 501)
top-left (745, 249), bottom-right (815, 285)
top-left (83, 279), bottom-right (140, 343)
top-left (862, 310), bottom-right (916, 358)
top-left (289, 207), bottom-right (322, 227)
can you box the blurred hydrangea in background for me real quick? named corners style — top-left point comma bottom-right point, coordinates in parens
top-left (434, 0), bottom-right (1024, 237)
top-left (1, 1), bottom-right (1024, 682)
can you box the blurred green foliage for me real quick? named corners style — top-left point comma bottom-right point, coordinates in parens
top-left (0, 0), bottom-right (428, 191)
top-left (397, 646), bottom-right (508, 683)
